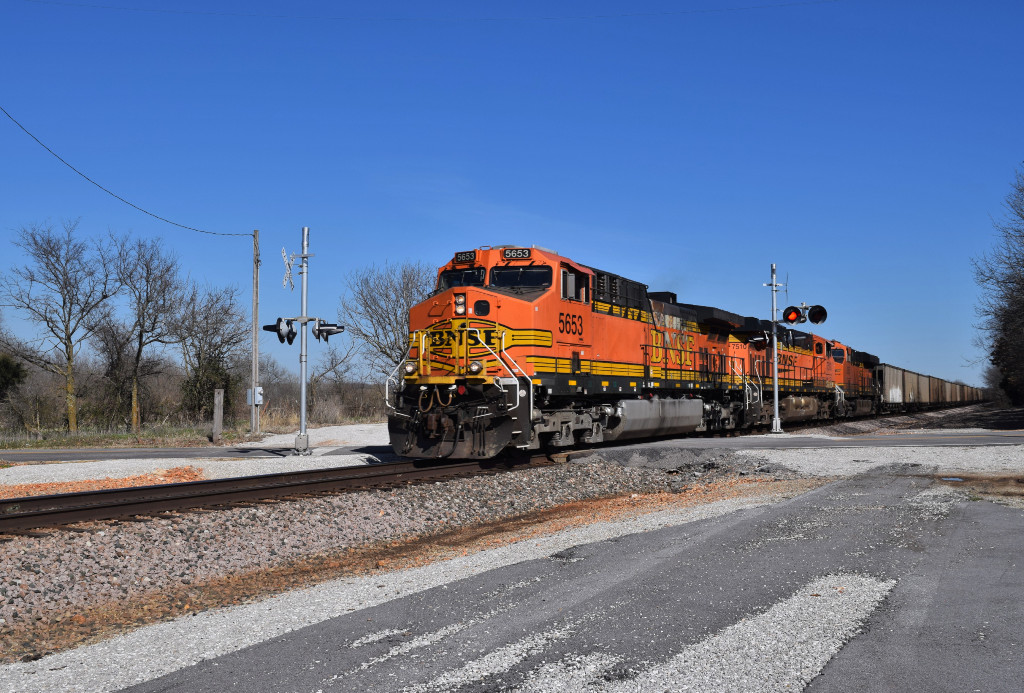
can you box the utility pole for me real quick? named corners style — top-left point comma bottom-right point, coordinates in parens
top-left (250, 229), bottom-right (261, 434)
top-left (766, 264), bottom-right (784, 434)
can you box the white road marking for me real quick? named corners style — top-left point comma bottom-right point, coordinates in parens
top-left (514, 652), bottom-right (623, 692)
top-left (403, 623), bottom-right (577, 693)
top-left (322, 603), bottom-right (517, 687)
top-left (601, 573), bottom-right (895, 693)
top-left (349, 628), bottom-right (406, 647)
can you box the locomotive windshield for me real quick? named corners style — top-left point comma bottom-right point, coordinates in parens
top-left (437, 267), bottom-right (485, 290)
top-left (489, 265), bottom-right (552, 291)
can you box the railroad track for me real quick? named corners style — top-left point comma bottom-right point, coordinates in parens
top-left (0, 456), bottom-right (552, 534)
top-left (0, 404), bottom-right (978, 535)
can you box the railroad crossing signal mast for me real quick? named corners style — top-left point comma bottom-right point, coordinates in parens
top-left (765, 264), bottom-right (826, 434)
top-left (261, 227), bottom-right (343, 454)
top-left (765, 265), bottom-right (785, 434)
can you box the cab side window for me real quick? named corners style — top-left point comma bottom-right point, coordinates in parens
top-left (560, 267), bottom-right (588, 302)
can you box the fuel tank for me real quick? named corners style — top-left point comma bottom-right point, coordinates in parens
top-left (602, 397), bottom-right (705, 441)
top-left (778, 396), bottom-right (819, 422)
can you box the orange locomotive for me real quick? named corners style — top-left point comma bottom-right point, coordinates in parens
top-left (386, 246), bottom-right (979, 458)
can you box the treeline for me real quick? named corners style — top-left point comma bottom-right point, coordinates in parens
top-left (0, 220), bottom-right (436, 439)
top-left (0, 349), bottom-right (389, 439)
top-left (974, 166), bottom-right (1024, 405)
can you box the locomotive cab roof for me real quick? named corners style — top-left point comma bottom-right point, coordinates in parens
top-left (677, 303), bottom-right (746, 330)
top-left (435, 246), bottom-right (578, 299)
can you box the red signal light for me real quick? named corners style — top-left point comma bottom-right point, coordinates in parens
top-left (782, 306), bottom-right (804, 324)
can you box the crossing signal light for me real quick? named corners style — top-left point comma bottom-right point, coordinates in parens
top-left (782, 306), bottom-right (804, 324)
top-left (263, 317), bottom-right (296, 345)
top-left (807, 305), bottom-right (827, 324)
top-left (311, 319), bottom-right (345, 343)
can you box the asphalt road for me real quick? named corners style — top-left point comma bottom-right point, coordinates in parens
top-left (120, 466), bottom-right (1024, 693)
top-left (641, 429), bottom-right (1024, 450)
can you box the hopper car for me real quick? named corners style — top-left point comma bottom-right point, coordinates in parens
top-left (387, 246), bottom-right (983, 458)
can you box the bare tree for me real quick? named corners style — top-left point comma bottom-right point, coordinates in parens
top-left (0, 220), bottom-right (119, 431)
top-left (89, 313), bottom-right (135, 426)
top-left (3, 366), bottom-right (64, 437)
top-left (0, 353), bottom-right (26, 402)
top-left (116, 237), bottom-right (185, 432)
top-left (171, 283), bottom-right (249, 420)
top-left (973, 167), bottom-right (1024, 404)
top-left (341, 261), bottom-right (436, 377)
top-left (308, 340), bottom-right (358, 421)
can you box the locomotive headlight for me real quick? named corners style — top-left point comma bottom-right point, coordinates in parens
top-left (403, 361), bottom-right (417, 375)
top-left (454, 294), bottom-right (466, 314)
top-left (468, 360), bottom-right (483, 374)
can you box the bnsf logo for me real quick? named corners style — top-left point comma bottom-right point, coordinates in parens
top-left (648, 330), bottom-right (695, 366)
top-left (429, 329), bottom-right (501, 349)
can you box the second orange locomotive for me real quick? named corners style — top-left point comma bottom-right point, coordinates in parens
top-left (387, 245), bottom-right (979, 458)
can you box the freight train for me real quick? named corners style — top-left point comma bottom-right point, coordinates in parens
top-left (386, 246), bottom-right (982, 458)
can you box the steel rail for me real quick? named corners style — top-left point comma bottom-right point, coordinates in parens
top-left (0, 457), bottom-right (530, 533)
top-left (0, 403), bottom-right (981, 534)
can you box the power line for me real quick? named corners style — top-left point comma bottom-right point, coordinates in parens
top-left (0, 103), bottom-right (250, 238)
top-left (16, 0), bottom-right (842, 23)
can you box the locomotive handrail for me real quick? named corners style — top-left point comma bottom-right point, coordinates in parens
top-left (462, 327), bottom-right (520, 413)
top-left (500, 331), bottom-right (534, 421)
top-left (384, 358), bottom-right (410, 418)
top-left (835, 384), bottom-right (847, 408)
top-left (498, 332), bottom-right (531, 382)
top-left (731, 361), bottom-right (760, 409)
top-left (419, 330), bottom-right (429, 375)
top-left (383, 329), bottom-right (427, 418)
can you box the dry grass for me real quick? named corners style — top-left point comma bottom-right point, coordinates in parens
top-left (0, 427), bottom-right (252, 450)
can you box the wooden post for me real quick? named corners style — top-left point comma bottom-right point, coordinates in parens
top-left (212, 389), bottom-right (224, 444)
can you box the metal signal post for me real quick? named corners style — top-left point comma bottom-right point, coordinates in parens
top-left (765, 264), bottom-right (784, 434)
top-left (764, 266), bottom-right (827, 435)
top-left (296, 226), bottom-right (311, 453)
top-left (262, 227), bottom-right (343, 455)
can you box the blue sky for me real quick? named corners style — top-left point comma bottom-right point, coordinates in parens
top-left (2, 0), bottom-right (1022, 386)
